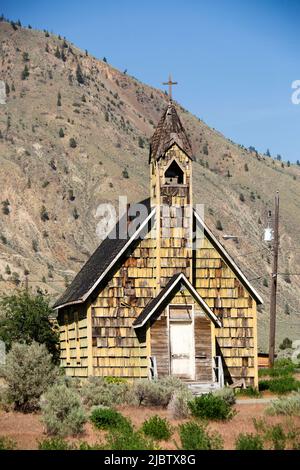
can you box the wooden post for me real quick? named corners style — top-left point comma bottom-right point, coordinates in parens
top-left (269, 191), bottom-right (279, 368)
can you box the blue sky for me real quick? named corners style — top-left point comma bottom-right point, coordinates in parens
top-left (2, 0), bottom-right (300, 162)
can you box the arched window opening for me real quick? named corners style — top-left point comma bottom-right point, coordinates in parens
top-left (164, 160), bottom-right (184, 185)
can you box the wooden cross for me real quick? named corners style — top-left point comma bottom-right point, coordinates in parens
top-left (163, 74), bottom-right (178, 101)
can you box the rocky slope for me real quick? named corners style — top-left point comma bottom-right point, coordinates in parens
top-left (1, 20), bottom-right (300, 349)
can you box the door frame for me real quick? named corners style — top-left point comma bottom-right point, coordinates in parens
top-left (167, 304), bottom-right (195, 380)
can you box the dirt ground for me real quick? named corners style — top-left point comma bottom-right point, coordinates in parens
top-left (1, 403), bottom-right (300, 450)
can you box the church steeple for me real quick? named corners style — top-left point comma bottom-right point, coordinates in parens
top-left (149, 102), bottom-right (193, 163)
top-left (149, 100), bottom-right (194, 289)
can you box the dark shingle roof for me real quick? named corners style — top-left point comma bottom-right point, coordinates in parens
top-left (53, 198), bottom-right (153, 309)
top-left (149, 102), bottom-right (193, 162)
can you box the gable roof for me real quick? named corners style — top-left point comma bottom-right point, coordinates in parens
top-left (53, 198), bottom-right (155, 310)
top-left (149, 102), bottom-right (193, 162)
top-left (194, 209), bottom-right (263, 305)
top-left (133, 272), bottom-right (222, 328)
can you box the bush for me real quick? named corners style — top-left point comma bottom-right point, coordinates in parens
top-left (105, 428), bottom-right (157, 450)
top-left (0, 436), bottom-right (16, 450)
top-left (41, 383), bottom-right (86, 436)
top-left (179, 421), bottom-right (223, 450)
top-left (1, 342), bottom-right (58, 411)
top-left (132, 377), bottom-right (186, 407)
top-left (236, 386), bottom-right (260, 398)
top-left (141, 415), bottom-right (172, 441)
top-left (213, 387), bottom-right (236, 405)
top-left (266, 392), bottom-right (300, 416)
top-left (259, 376), bottom-right (300, 394)
top-left (38, 437), bottom-right (75, 450)
top-left (188, 393), bottom-right (235, 421)
top-left (0, 290), bottom-right (59, 362)
top-left (81, 377), bottom-right (130, 408)
top-left (259, 358), bottom-right (298, 377)
top-left (168, 388), bottom-right (193, 419)
top-left (90, 407), bottom-right (132, 432)
top-left (235, 433), bottom-right (264, 450)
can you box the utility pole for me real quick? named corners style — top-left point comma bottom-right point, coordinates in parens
top-left (269, 191), bottom-right (280, 368)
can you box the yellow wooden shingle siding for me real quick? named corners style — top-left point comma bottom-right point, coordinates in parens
top-left (59, 305), bottom-right (89, 377)
top-left (195, 237), bottom-right (258, 386)
top-left (90, 229), bottom-right (157, 378)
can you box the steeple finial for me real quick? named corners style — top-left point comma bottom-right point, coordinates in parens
top-left (163, 74), bottom-right (178, 101)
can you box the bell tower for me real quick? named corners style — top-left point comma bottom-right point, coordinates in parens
top-left (149, 93), bottom-right (194, 290)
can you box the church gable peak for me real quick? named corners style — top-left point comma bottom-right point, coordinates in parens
top-left (149, 102), bottom-right (193, 163)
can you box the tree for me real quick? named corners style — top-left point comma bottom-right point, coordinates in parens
top-left (76, 63), bottom-right (84, 84)
top-left (5, 82), bottom-right (10, 95)
top-left (54, 46), bottom-right (61, 59)
top-left (138, 136), bottom-right (144, 148)
top-left (276, 154), bottom-right (282, 161)
top-left (122, 168), bottom-right (129, 179)
top-left (287, 161), bottom-right (291, 167)
top-left (284, 303), bottom-right (290, 315)
top-left (266, 149), bottom-right (271, 157)
top-left (21, 65), bottom-right (29, 80)
top-left (40, 205), bottom-right (49, 222)
top-left (57, 92), bottom-right (62, 107)
top-left (297, 160), bottom-right (300, 166)
top-left (103, 57), bottom-right (107, 63)
top-left (69, 137), bottom-right (77, 148)
top-left (279, 337), bottom-right (292, 350)
top-left (59, 128), bottom-right (64, 138)
top-left (22, 51), bottom-right (29, 62)
top-left (0, 290), bottom-right (59, 363)
top-left (216, 220), bottom-right (223, 231)
top-left (239, 193), bottom-right (245, 202)
top-left (244, 163), bottom-right (249, 172)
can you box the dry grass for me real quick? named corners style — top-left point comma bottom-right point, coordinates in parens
top-left (1, 402), bottom-right (300, 450)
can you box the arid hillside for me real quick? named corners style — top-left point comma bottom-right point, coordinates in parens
top-left (0, 20), bottom-right (300, 350)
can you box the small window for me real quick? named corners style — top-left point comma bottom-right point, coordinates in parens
top-left (164, 160), bottom-right (184, 185)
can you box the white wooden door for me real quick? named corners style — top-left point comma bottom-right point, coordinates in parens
top-left (170, 322), bottom-right (193, 379)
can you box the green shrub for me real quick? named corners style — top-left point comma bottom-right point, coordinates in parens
top-left (38, 437), bottom-right (75, 450)
top-left (105, 428), bottom-right (157, 450)
top-left (259, 376), bottom-right (300, 394)
top-left (90, 407), bottom-right (132, 432)
top-left (41, 383), bottom-right (86, 436)
top-left (81, 377), bottom-right (130, 408)
top-left (235, 433), bottom-right (264, 450)
top-left (0, 436), bottom-right (16, 450)
top-left (141, 415), bottom-right (172, 441)
top-left (179, 421), bottom-right (223, 450)
top-left (259, 359), bottom-right (297, 378)
top-left (236, 386), bottom-right (260, 398)
top-left (104, 376), bottom-right (127, 384)
top-left (188, 393), bottom-right (235, 421)
top-left (168, 388), bottom-right (193, 418)
top-left (0, 342), bottom-right (58, 411)
top-left (266, 392), bottom-right (300, 416)
top-left (213, 387), bottom-right (236, 405)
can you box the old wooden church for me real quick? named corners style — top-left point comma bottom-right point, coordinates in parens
top-left (54, 98), bottom-right (263, 388)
